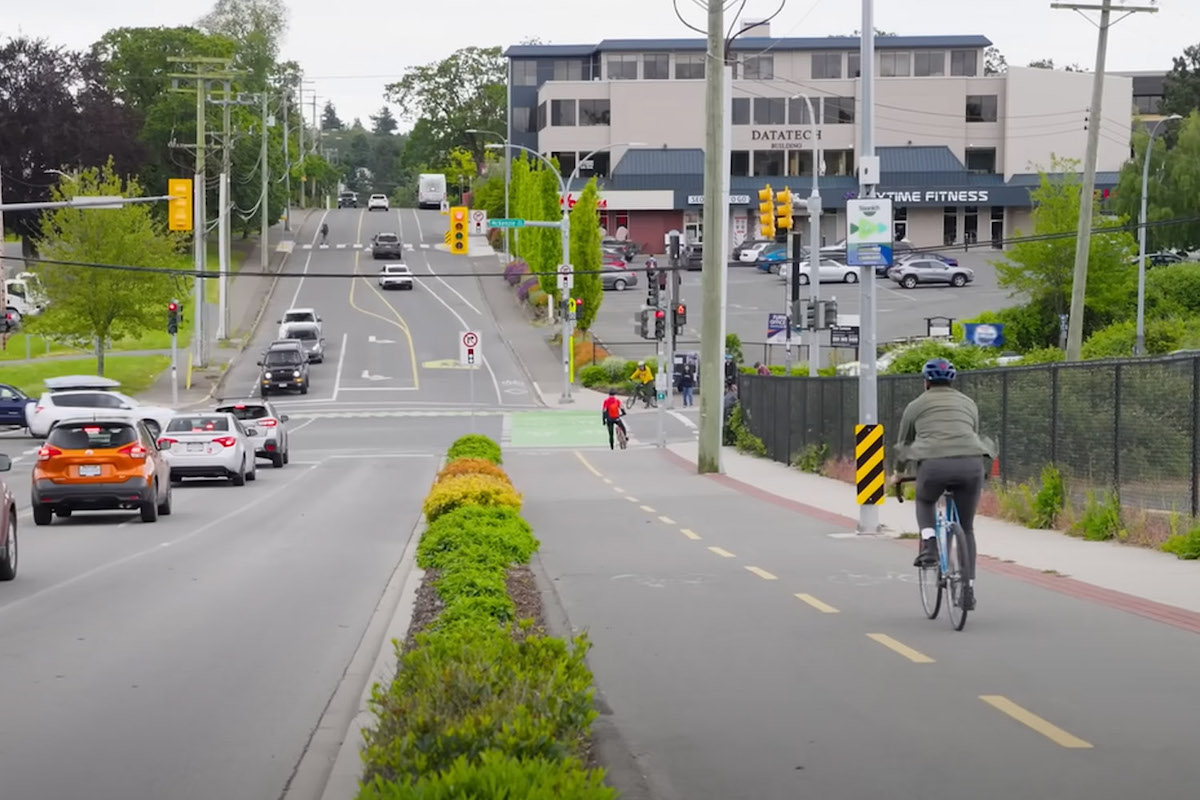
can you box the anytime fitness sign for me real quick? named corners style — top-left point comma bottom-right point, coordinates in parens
top-left (876, 189), bottom-right (990, 204)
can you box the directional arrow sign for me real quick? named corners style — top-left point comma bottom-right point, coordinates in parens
top-left (459, 330), bottom-right (481, 366)
top-left (360, 370), bottom-right (391, 381)
top-left (367, 335), bottom-right (396, 344)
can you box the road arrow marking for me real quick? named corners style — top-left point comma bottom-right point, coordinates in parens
top-left (367, 335), bottom-right (396, 344)
top-left (360, 370), bottom-right (392, 381)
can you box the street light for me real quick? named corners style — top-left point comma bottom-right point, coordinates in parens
top-left (466, 129), bottom-right (509, 256)
top-left (1135, 113), bottom-right (1183, 356)
top-left (44, 169), bottom-right (76, 182)
top-left (790, 93), bottom-right (823, 376)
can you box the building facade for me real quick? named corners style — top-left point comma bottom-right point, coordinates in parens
top-left (504, 30), bottom-right (1133, 255)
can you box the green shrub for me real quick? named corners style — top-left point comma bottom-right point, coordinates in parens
top-left (1145, 262), bottom-right (1200, 317)
top-left (577, 365), bottom-right (610, 388)
top-left (1068, 490), bottom-right (1124, 541)
top-left (447, 434), bottom-right (503, 465)
top-left (358, 751), bottom-right (615, 800)
top-left (436, 458), bottom-right (511, 484)
top-left (725, 332), bottom-right (744, 364)
top-left (1161, 520), bottom-right (1200, 559)
top-left (1081, 317), bottom-right (1197, 359)
top-left (422, 474), bottom-right (523, 522)
top-left (995, 464), bottom-right (1064, 528)
top-left (361, 623), bottom-right (597, 785)
top-left (417, 506), bottom-right (538, 570)
top-left (435, 594), bottom-right (518, 629)
top-left (528, 287), bottom-right (548, 307)
top-left (726, 404), bottom-right (766, 456)
top-left (883, 340), bottom-right (998, 374)
top-left (792, 443), bottom-right (829, 473)
top-left (435, 566), bottom-right (509, 605)
top-left (1010, 346), bottom-right (1065, 365)
top-left (598, 356), bottom-right (627, 382)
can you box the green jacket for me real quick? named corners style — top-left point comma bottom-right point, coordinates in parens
top-left (894, 386), bottom-right (994, 469)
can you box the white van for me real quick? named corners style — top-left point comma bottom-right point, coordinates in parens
top-left (417, 174), bottom-right (447, 209)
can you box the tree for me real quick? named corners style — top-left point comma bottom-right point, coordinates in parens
top-left (568, 178), bottom-right (603, 331)
top-left (1110, 113), bottom-right (1200, 253)
top-left (321, 100), bottom-right (343, 130)
top-left (370, 105), bottom-right (398, 135)
top-left (444, 147), bottom-right (477, 201)
top-left (534, 164), bottom-right (563, 294)
top-left (992, 157), bottom-right (1136, 344)
top-left (196, 0), bottom-right (289, 88)
top-left (1163, 43), bottom-right (1200, 116)
top-left (384, 46), bottom-right (505, 174)
top-left (35, 162), bottom-right (179, 375)
top-left (984, 46), bottom-right (1008, 75)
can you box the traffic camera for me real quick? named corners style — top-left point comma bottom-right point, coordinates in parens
top-left (449, 206), bottom-right (468, 255)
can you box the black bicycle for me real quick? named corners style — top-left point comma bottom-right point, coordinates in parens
top-left (627, 383), bottom-right (657, 409)
top-left (895, 477), bottom-right (971, 631)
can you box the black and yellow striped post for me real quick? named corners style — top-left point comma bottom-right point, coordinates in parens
top-left (855, 424), bottom-right (885, 505)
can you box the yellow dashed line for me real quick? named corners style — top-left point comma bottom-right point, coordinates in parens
top-left (680, 528), bottom-right (701, 540)
top-left (979, 696), bottom-right (1093, 748)
top-left (708, 546), bottom-right (736, 558)
top-left (795, 593), bottom-right (839, 613)
top-left (745, 566), bottom-right (778, 580)
top-left (603, 478), bottom-right (612, 484)
top-left (866, 633), bottom-right (934, 663)
top-left (614, 487), bottom-right (625, 493)
top-left (573, 451), bottom-right (603, 477)
top-left (640, 505), bottom-right (656, 513)
top-left (658, 515), bottom-right (675, 524)
top-left (625, 496), bottom-right (638, 503)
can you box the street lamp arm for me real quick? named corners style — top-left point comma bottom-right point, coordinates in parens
top-left (566, 141), bottom-right (648, 197)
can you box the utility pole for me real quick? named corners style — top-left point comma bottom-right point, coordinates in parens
top-left (218, 80), bottom-right (232, 341)
top-left (697, 0), bottom-right (728, 474)
top-left (1052, 0), bottom-right (1158, 360)
top-left (261, 91), bottom-right (271, 278)
top-left (297, 82), bottom-right (306, 209)
top-left (282, 86), bottom-right (292, 232)
top-left (668, 233), bottom-right (682, 409)
top-left (857, 1), bottom-right (881, 533)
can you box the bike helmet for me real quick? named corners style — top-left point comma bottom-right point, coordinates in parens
top-left (922, 357), bottom-right (956, 382)
top-left (608, 389), bottom-right (617, 396)
top-left (637, 360), bottom-right (646, 367)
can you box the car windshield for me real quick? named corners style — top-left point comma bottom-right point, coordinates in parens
top-left (167, 415), bottom-right (230, 432)
top-left (265, 350), bottom-right (303, 366)
top-left (48, 422), bottom-right (137, 449)
top-left (217, 404), bottom-right (269, 420)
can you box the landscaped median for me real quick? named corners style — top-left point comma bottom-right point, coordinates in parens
top-left (356, 433), bottom-right (615, 798)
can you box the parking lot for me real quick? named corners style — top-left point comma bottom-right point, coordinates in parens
top-left (588, 248), bottom-right (1012, 366)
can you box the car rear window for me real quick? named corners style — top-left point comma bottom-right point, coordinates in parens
top-left (376, 234), bottom-right (398, 243)
top-left (217, 405), bottom-right (269, 420)
top-left (51, 393), bottom-right (125, 408)
top-left (284, 312), bottom-right (313, 323)
top-left (167, 416), bottom-right (230, 432)
top-left (265, 350), bottom-right (303, 366)
top-left (287, 328), bottom-right (318, 340)
top-left (48, 422), bottom-right (137, 449)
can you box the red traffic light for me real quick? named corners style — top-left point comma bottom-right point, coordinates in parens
top-left (676, 304), bottom-right (685, 314)
top-left (655, 309), bottom-right (665, 319)
top-left (168, 302), bottom-right (178, 312)
top-left (574, 298), bottom-right (583, 307)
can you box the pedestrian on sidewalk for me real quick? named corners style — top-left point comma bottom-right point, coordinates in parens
top-left (677, 366), bottom-right (695, 407)
top-left (754, 361), bottom-right (770, 376)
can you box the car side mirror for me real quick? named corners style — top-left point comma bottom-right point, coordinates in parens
top-left (317, 316), bottom-right (322, 321)
top-left (0, 453), bottom-right (11, 472)
top-left (280, 414), bottom-right (290, 422)
top-left (256, 360), bottom-right (263, 366)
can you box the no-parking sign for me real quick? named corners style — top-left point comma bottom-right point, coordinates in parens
top-left (469, 210), bottom-right (487, 234)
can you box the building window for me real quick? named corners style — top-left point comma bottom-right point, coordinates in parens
top-left (753, 97), bottom-right (786, 124)
top-left (786, 150), bottom-right (815, 176)
top-left (606, 54), bottom-right (638, 80)
top-left (965, 95), bottom-right (998, 122)
top-left (824, 97), bottom-right (855, 124)
top-left (743, 54), bottom-right (775, 80)
top-left (894, 206), bottom-right (908, 241)
top-left (823, 149), bottom-right (854, 176)
top-left (879, 52), bottom-right (910, 77)
top-left (990, 206), bottom-right (1004, 249)
top-left (553, 60), bottom-right (583, 81)
top-left (536, 101), bottom-right (547, 131)
top-left (512, 60), bottom-right (537, 86)
top-left (914, 51), bottom-right (945, 76)
top-left (552, 151), bottom-right (577, 175)
top-left (965, 147), bottom-right (996, 173)
top-left (644, 53), bottom-right (670, 80)
top-left (752, 150), bottom-right (784, 176)
top-left (580, 152), bottom-right (610, 178)
top-left (812, 53), bottom-right (842, 79)
top-left (731, 150), bottom-right (750, 176)
top-left (732, 97), bottom-right (750, 125)
top-left (512, 106), bottom-right (532, 133)
top-left (579, 99), bottom-right (610, 126)
top-left (848, 52), bottom-right (861, 78)
top-left (788, 97), bottom-right (820, 125)
top-left (944, 206), bottom-right (958, 245)
top-left (676, 54), bottom-right (705, 79)
top-left (551, 99), bottom-right (576, 126)
top-left (1134, 95), bottom-right (1163, 115)
top-left (964, 205), bottom-right (979, 245)
top-left (950, 49), bottom-right (978, 76)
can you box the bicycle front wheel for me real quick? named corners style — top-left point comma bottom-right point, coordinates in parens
top-left (945, 522), bottom-right (970, 631)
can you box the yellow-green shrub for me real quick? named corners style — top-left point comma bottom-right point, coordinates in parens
top-left (436, 458), bottom-right (511, 485)
top-left (422, 474), bottom-right (522, 522)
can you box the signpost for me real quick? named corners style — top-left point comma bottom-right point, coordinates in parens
top-left (557, 263), bottom-right (574, 291)
top-left (830, 326), bottom-right (860, 347)
top-left (487, 218), bottom-right (526, 228)
top-left (439, 199), bottom-right (450, 214)
top-left (469, 210), bottom-right (488, 235)
top-left (460, 331), bottom-right (480, 430)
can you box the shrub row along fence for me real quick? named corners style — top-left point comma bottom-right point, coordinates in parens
top-left (738, 352), bottom-right (1200, 517)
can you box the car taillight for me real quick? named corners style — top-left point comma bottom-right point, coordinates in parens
top-left (38, 445), bottom-right (62, 461)
top-left (158, 437), bottom-right (178, 448)
top-left (119, 443), bottom-right (148, 459)
top-left (34, 405), bottom-right (44, 415)
top-left (258, 418), bottom-right (277, 427)
top-left (212, 436), bottom-right (237, 448)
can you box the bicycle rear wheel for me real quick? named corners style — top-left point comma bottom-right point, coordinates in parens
top-left (616, 425), bottom-right (628, 449)
top-left (945, 522), bottom-right (970, 631)
top-left (918, 558), bottom-right (942, 619)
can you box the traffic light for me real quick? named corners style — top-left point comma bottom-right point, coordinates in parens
top-left (821, 299), bottom-right (839, 329)
top-left (635, 308), bottom-right (651, 338)
top-left (168, 178), bottom-right (193, 232)
top-left (648, 280), bottom-right (660, 308)
top-left (449, 206), bottom-right (468, 255)
top-left (657, 269), bottom-right (668, 291)
top-left (167, 299), bottom-right (181, 335)
top-left (775, 188), bottom-right (793, 231)
top-left (792, 299), bottom-right (816, 331)
top-left (654, 308), bottom-right (666, 340)
top-left (672, 302), bottom-right (686, 335)
top-left (567, 297), bottom-right (583, 320)
top-left (758, 184), bottom-right (775, 239)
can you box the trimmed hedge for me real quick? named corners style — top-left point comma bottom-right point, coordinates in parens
top-left (446, 434), bottom-right (503, 465)
top-left (358, 435), bottom-right (609, 796)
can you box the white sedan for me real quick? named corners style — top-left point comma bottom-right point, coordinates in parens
top-left (379, 263), bottom-right (414, 290)
top-left (159, 412), bottom-right (258, 485)
top-left (367, 194), bottom-right (390, 211)
top-left (780, 259), bottom-right (860, 285)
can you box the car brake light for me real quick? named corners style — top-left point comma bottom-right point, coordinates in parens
top-left (158, 437), bottom-right (178, 448)
top-left (119, 443), bottom-right (148, 459)
top-left (212, 436), bottom-right (237, 448)
top-left (259, 418), bottom-right (277, 427)
top-left (83, 426), bottom-right (101, 434)
top-left (38, 445), bottom-right (62, 461)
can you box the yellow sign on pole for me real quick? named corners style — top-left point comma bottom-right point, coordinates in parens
top-left (168, 178), bottom-right (193, 232)
top-left (855, 424), bottom-right (885, 505)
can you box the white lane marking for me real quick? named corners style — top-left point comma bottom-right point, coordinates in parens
top-left (287, 418), bottom-right (316, 434)
top-left (289, 208), bottom-right (332, 309)
top-left (408, 208), bottom-right (481, 314)
top-left (532, 381), bottom-right (546, 405)
top-left (669, 410), bottom-right (698, 430)
top-left (331, 332), bottom-right (348, 401)
top-left (336, 386), bottom-right (419, 391)
top-left (0, 464), bottom-right (323, 619)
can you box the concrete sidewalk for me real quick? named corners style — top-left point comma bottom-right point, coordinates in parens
top-left (666, 440), bottom-right (1200, 615)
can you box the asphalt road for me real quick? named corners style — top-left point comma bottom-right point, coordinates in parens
top-left (512, 447), bottom-right (1200, 800)
top-left (589, 249), bottom-right (1012, 364)
top-left (0, 207), bottom-right (545, 799)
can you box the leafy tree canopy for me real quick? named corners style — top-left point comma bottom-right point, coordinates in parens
top-left (1163, 43), bottom-right (1200, 117)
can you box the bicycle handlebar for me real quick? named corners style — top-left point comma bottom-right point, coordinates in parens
top-left (893, 475), bottom-right (915, 503)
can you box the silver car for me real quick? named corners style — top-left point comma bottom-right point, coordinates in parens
top-left (281, 323), bottom-right (325, 362)
top-left (214, 398), bottom-right (291, 468)
top-left (601, 263), bottom-right (639, 291)
top-left (888, 258), bottom-right (974, 288)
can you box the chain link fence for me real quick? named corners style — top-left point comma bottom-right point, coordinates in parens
top-left (738, 353), bottom-right (1200, 517)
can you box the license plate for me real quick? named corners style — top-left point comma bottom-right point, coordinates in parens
top-left (187, 442), bottom-right (205, 452)
top-left (276, 382), bottom-right (290, 387)
top-left (79, 464), bottom-right (101, 477)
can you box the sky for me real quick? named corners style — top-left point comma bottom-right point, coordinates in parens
top-left (7, 0), bottom-right (1196, 128)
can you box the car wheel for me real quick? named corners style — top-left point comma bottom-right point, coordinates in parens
top-left (158, 485), bottom-right (173, 516)
top-left (32, 505), bottom-right (52, 526)
top-left (261, 388), bottom-right (270, 398)
top-left (55, 507), bottom-right (72, 518)
top-left (231, 458), bottom-right (246, 487)
top-left (0, 509), bottom-right (16, 581)
top-left (950, 273), bottom-right (967, 287)
top-left (140, 485), bottom-right (159, 522)
top-left (613, 279), bottom-right (627, 291)
top-left (844, 270), bottom-right (859, 284)
top-left (798, 274), bottom-right (810, 285)
top-left (300, 385), bottom-right (309, 395)
top-left (901, 275), bottom-right (918, 289)
top-left (283, 449), bottom-right (290, 465)
top-left (271, 451), bottom-right (284, 468)
top-left (247, 458), bottom-right (257, 481)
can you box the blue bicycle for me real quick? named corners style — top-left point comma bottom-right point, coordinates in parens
top-left (896, 478), bottom-right (971, 631)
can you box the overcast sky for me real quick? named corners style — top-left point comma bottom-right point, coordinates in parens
top-left (8, 0), bottom-right (1195, 128)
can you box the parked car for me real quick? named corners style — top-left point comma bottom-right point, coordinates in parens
top-left (886, 249), bottom-right (958, 276)
top-left (277, 307), bottom-right (322, 338)
top-left (258, 346), bottom-right (309, 396)
top-left (601, 260), bottom-right (639, 291)
top-left (1130, 251), bottom-right (1185, 268)
top-left (378, 263), bottom-right (414, 290)
top-left (159, 412), bottom-right (257, 486)
top-left (684, 243), bottom-right (703, 271)
top-left (754, 243), bottom-right (789, 272)
top-left (601, 238), bottom-right (638, 261)
top-left (786, 259), bottom-right (860, 284)
top-left (371, 232), bottom-right (403, 259)
top-left (367, 194), bottom-right (390, 211)
top-left (0, 383), bottom-right (35, 432)
top-left (0, 451), bottom-right (16, 580)
top-left (26, 376), bottom-right (174, 440)
top-left (733, 238), bottom-right (773, 260)
top-left (281, 322), bottom-right (325, 362)
top-left (214, 398), bottom-right (291, 468)
top-left (739, 241), bottom-right (777, 263)
top-left (337, 191), bottom-right (358, 208)
top-left (887, 258), bottom-right (974, 288)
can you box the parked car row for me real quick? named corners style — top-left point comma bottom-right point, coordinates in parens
top-left (733, 237), bottom-right (973, 288)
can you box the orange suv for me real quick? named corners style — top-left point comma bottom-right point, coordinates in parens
top-left (31, 417), bottom-right (173, 525)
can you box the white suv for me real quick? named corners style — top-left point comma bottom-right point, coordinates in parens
top-left (367, 194), bottom-right (390, 211)
top-left (378, 263), bottom-right (414, 290)
top-left (27, 376), bottom-right (175, 439)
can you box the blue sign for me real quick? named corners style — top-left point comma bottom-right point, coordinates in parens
top-left (964, 323), bottom-right (1005, 348)
top-left (767, 313), bottom-right (788, 344)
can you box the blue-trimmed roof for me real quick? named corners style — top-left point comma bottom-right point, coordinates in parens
top-left (614, 148), bottom-right (704, 176)
top-left (1007, 171), bottom-right (1120, 185)
top-left (878, 145), bottom-right (964, 172)
top-left (505, 35), bottom-right (991, 58)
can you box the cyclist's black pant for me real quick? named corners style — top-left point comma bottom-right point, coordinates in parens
top-left (915, 456), bottom-right (984, 579)
top-left (604, 418), bottom-right (626, 448)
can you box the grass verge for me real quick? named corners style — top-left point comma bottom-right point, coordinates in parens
top-left (0, 354), bottom-right (170, 396)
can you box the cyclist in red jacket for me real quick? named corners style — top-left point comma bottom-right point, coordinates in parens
top-left (601, 390), bottom-right (627, 450)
